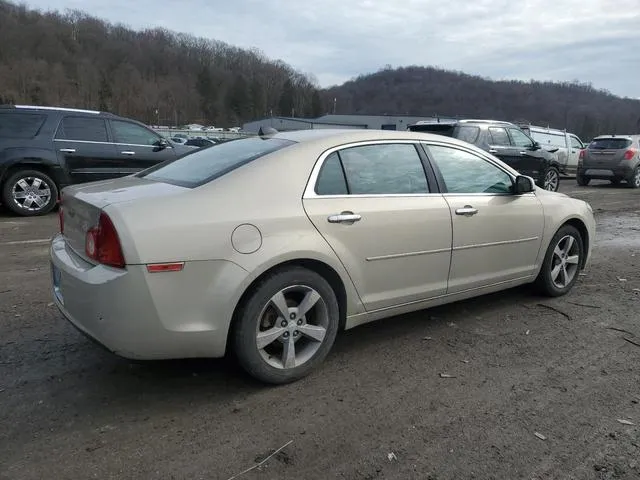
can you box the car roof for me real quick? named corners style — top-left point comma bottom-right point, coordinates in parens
top-left (0, 104), bottom-right (119, 119)
top-left (269, 128), bottom-right (489, 152)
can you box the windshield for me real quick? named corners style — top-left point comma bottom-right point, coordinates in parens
top-left (140, 136), bottom-right (295, 187)
top-left (589, 138), bottom-right (632, 150)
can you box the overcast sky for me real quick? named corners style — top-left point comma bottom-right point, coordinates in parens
top-left (25, 0), bottom-right (640, 98)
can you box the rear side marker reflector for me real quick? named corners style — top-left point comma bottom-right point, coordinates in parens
top-left (146, 262), bottom-right (185, 273)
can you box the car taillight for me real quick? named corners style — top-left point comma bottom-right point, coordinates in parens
top-left (623, 149), bottom-right (636, 160)
top-left (579, 149), bottom-right (585, 159)
top-left (85, 212), bottom-right (125, 268)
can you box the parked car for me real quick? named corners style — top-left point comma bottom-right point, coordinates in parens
top-left (51, 129), bottom-right (595, 384)
top-left (408, 119), bottom-right (563, 191)
top-left (577, 135), bottom-right (640, 188)
top-left (184, 137), bottom-right (217, 148)
top-left (518, 124), bottom-right (585, 176)
top-left (0, 105), bottom-right (195, 216)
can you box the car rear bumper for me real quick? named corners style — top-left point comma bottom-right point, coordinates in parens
top-left (50, 234), bottom-right (248, 360)
top-left (579, 165), bottom-right (634, 179)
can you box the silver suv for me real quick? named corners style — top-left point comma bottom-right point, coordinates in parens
top-left (577, 135), bottom-right (640, 188)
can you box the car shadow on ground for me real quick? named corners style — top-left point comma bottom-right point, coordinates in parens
top-left (45, 284), bottom-right (543, 414)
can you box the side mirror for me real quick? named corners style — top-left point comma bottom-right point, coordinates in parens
top-left (531, 141), bottom-right (541, 150)
top-left (157, 138), bottom-right (169, 149)
top-left (514, 175), bottom-right (535, 194)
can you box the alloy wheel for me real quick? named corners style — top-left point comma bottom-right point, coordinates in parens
top-left (550, 235), bottom-right (580, 289)
top-left (11, 176), bottom-right (52, 212)
top-left (255, 285), bottom-right (329, 370)
top-left (544, 169), bottom-right (559, 191)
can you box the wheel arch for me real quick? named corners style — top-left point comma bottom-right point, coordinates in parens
top-left (560, 217), bottom-right (590, 269)
top-left (225, 257), bottom-right (350, 355)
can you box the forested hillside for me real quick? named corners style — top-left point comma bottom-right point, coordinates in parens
top-left (326, 66), bottom-right (640, 139)
top-left (1, 0), bottom-right (638, 138)
top-left (0, 0), bottom-right (323, 127)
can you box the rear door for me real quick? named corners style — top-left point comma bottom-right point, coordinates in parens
top-left (53, 116), bottom-right (119, 184)
top-left (302, 141), bottom-right (453, 312)
top-left (424, 142), bottom-right (544, 293)
top-left (109, 119), bottom-right (178, 171)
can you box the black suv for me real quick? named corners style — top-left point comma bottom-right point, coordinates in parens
top-left (0, 105), bottom-right (195, 216)
top-left (407, 119), bottom-right (562, 191)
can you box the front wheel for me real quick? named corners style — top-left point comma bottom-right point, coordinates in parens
top-left (542, 167), bottom-right (560, 191)
top-left (627, 167), bottom-right (640, 189)
top-left (1, 169), bottom-right (58, 216)
top-left (535, 225), bottom-right (584, 297)
top-left (233, 267), bottom-right (340, 384)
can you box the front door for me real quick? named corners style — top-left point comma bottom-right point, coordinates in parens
top-left (567, 135), bottom-right (584, 173)
top-left (109, 120), bottom-right (178, 172)
top-left (302, 142), bottom-right (453, 312)
top-left (507, 127), bottom-right (546, 179)
top-left (53, 116), bottom-right (120, 184)
top-left (424, 143), bottom-right (544, 293)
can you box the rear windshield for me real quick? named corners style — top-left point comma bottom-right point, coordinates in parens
top-left (408, 124), bottom-right (455, 137)
top-left (0, 113), bottom-right (46, 138)
top-left (140, 136), bottom-right (296, 187)
top-left (589, 138), bottom-right (632, 150)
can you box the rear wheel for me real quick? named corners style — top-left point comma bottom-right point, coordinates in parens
top-left (233, 267), bottom-right (340, 384)
top-left (535, 225), bottom-right (584, 297)
top-left (1, 169), bottom-right (58, 216)
top-left (627, 167), bottom-right (640, 189)
top-left (576, 174), bottom-right (590, 186)
top-left (542, 167), bottom-right (560, 191)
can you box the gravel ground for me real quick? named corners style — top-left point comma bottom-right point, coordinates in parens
top-left (1, 180), bottom-right (639, 480)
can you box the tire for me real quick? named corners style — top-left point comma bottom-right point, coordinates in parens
top-left (576, 174), bottom-right (590, 186)
top-left (1, 169), bottom-right (58, 216)
top-left (541, 166), bottom-right (560, 191)
top-left (535, 225), bottom-right (584, 297)
top-left (233, 267), bottom-right (340, 384)
top-left (627, 167), bottom-right (640, 189)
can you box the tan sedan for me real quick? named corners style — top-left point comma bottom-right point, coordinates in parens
top-left (50, 129), bottom-right (595, 384)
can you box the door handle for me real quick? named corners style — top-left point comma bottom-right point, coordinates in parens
top-left (121, 151), bottom-right (136, 156)
top-left (327, 212), bottom-right (362, 224)
top-left (519, 151), bottom-right (528, 155)
top-left (59, 148), bottom-right (76, 153)
top-left (455, 206), bottom-right (478, 217)
top-left (488, 149), bottom-right (498, 154)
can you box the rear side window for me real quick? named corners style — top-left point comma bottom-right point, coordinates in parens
top-left (454, 126), bottom-right (480, 144)
top-left (315, 143), bottom-right (429, 195)
top-left (56, 117), bottom-right (108, 142)
top-left (141, 137), bottom-right (295, 188)
top-left (0, 113), bottom-right (46, 138)
top-left (589, 138), bottom-right (632, 150)
top-left (488, 127), bottom-right (510, 146)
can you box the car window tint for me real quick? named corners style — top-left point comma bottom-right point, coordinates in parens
top-left (589, 138), bottom-right (632, 150)
top-left (141, 137), bottom-right (295, 188)
top-left (488, 127), bottom-right (510, 146)
top-left (0, 113), bottom-right (46, 138)
top-left (570, 136), bottom-right (583, 149)
top-left (428, 145), bottom-right (513, 194)
top-left (509, 128), bottom-right (533, 147)
top-left (111, 120), bottom-right (161, 145)
top-left (315, 152), bottom-right (348, 195)
top-left (339, 143), bottom-right (429, 195)
top-left (56, 117), bottom-right (108, 142)
top-left (455, 126), bottom-right (480, 144)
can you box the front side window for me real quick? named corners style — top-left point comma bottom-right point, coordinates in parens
top-left (111, 120), bottom-right (162, 146)
top-left (427, 145), bottom-right (513, 194)
top-left (508, 128), bottom-right (534, 148)
top-left (488, 127), bottom-right (510, 146)
top-left (56, 117), bottom-right (108, 142)
top-left (141, 137), bottom-right (295, 188)
top-left (332, 143), bottom-right (429, 195)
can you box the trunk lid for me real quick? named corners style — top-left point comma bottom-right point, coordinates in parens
top-left (61, 176), bottom-right (187, 261)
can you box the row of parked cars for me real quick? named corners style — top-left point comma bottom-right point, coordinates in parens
top-left (407, 118), bottom-right (640, 191)
top-left (0, 105), bottom-right (638, 217)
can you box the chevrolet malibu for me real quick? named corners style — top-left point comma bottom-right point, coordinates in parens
top-left (51, 129), bottom-right (596, 384)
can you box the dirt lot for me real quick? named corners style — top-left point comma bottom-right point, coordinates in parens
top-left (1, 180), bottom-right (639, 480)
